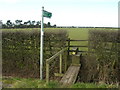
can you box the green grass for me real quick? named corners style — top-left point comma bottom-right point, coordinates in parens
top-left (70, 83), bottom-right (118, 88)
top-left (2, 77), bottom-right (119, 88)
top-left (2, 77), bottom-right (59, 88)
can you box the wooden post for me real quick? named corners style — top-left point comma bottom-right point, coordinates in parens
top-left (59, 54), bottom-right (62, 74)
top-left (64, 51), bottom-right (67, 72)
top-left (46, 62), bottom-right (49, 83)
top-left (68, 38), bottom-right (70, 57)
top-left (66, 38), bottom-right (70, 71)
top-left (88, 33), bottom-right (91, 57)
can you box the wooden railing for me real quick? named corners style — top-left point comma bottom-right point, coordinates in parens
top-left (46, 48), bottom-right (67, 83)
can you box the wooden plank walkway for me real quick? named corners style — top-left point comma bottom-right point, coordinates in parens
top-left (60, 65), bottom-right (80, 86)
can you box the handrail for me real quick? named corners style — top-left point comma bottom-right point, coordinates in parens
top-left (46, 48), bottom-right (67, 83)
top-left (46, 48), bottom-right (67, 63)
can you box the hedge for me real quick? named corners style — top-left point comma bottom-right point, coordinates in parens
top-left (2, 29), bottom-right (68, 78)
top-left (87, 30), bottom-right (120, 83)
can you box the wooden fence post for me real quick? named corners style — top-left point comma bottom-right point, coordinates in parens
top-left (59, 54), bottom-right (62, 74)
top-left (46, 61), bottom-right (49, 83)
top-left (68, 38), bottom-right (70, 57)
top-left (64, 50), bottom-right (68, 72)
top-left (65, 38), bottom-right (70, 71)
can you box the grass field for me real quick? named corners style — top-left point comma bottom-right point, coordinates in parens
top-left (2, 77), bottom-right (118, 88)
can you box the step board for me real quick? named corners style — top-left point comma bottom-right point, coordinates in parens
top-left (60, 65), bottom-right (80, 86)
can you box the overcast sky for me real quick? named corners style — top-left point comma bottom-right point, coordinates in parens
top-left (0, 0), bottom-right (119, 27)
